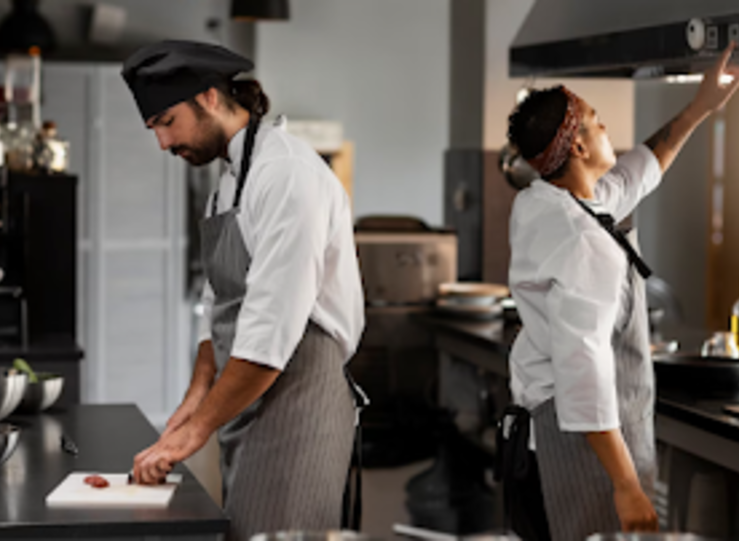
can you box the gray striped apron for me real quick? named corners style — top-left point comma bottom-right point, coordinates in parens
top-left (532, 227), bottom-right (656, 541)
top-left (200, 119), bottom-right (356, 541)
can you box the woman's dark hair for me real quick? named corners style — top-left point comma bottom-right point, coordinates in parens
top-left (189, 78), bottom-right (271, 121)
top-left (507, 86), bottom-right (570, 181)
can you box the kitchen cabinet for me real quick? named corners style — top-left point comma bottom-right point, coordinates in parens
top-left (0, 404), bottom-right (227, 539)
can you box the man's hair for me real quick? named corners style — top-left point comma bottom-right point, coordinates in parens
top-left (507, 86), bottom-right (571, 181)
top-left (188, 78), bottom-right (271, 121)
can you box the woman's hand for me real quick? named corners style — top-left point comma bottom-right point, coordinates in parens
top-left (690, 41), bottom-right (739, 117)
top-left (614, 480), bottom-right (659, 533)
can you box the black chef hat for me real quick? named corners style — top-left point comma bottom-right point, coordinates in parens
top-left (121, 40), bottom-right (255, 122)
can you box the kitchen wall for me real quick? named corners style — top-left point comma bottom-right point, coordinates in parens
top-left (635, 82), bottom-right (710, 330)
top-left (253, 0), bottom-right (450, 226)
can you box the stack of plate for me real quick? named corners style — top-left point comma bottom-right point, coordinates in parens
top-left (435, 283), bottom-right (510, 320)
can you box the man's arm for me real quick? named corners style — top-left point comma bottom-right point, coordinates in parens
top-left (190, 357), bottom-right (280, 434)
top-left (160, 340), bottom-right (218, 437)
top-left (586, 430), bottom-right (658, 532)
top-left (645, 42), bottom-right (739, 172)
top-left (133, 356), bottom-right (280, 484)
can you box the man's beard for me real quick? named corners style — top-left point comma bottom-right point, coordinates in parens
top-left (170, 110), bottom-right (228, 166)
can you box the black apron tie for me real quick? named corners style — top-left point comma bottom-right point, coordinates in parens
top-left (493, 405), bottom-right (532, 484)
top-left (571, 194), bottom-right (652, 280)
top-left (342, 367), bottom-right (369, 531)
top-left (210, 116), bottom-right (261, 215)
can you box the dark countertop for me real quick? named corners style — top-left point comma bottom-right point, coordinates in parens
top-left (0, 404), bottom-right (228, 539)
top-left (413, 313), bottom-right (739, 447)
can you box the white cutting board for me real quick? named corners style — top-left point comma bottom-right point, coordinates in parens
top-left (46, 472), bottom-right (182, 508)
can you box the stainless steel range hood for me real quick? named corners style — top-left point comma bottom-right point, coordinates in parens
top-left (510, 0), bottom-right (739, 78)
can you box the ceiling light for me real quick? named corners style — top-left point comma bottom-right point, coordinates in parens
top-left (231, 0), bottom-right (290, 22)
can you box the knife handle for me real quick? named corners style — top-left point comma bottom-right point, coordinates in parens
top-left (60, 434), bottom-right (78, 456)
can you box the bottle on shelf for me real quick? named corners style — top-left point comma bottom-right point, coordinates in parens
top-left (731, 299), bottom-right (739, 347)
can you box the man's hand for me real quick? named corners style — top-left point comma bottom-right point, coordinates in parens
top-left (132, 421), bottom-right (210, 485)
top-left (132, 355), bottom-right (279, 485)
top-left (690, 41), bottom-right (739, 117)
top-left (614, 480), bottom-right (659, 532)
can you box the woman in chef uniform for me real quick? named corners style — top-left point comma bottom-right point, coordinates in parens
top-left (120, 41), bottom-right (367, 541)
top-left (498, 45), bottom-right (739, 540)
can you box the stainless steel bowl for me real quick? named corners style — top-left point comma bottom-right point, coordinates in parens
top-left (0, 423), bottom-right (20, 465)
top-left (251, 532), bottom-right (378, 541)
top-left (17, 374), bottom-right (64, 413)
top-left (0, 372), bottom-right (28, 420)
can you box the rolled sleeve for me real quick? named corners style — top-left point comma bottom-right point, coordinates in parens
top-left (544, 229), bottom-right (625, 432)
top-left (230, 158), bottom-right (328, 370)
top-left (197, 280), bottom-right (215, 344)
top-left (595, 144), bottom-right (662, 222)
top-left (197, 192), bottom-right (217, 345)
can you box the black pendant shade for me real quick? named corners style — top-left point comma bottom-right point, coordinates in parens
top-left (0, 0), bottom-right (56, 55)
top-left (231, 0), bottom-right (290, 21)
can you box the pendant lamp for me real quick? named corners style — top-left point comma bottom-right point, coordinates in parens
top-left (0, 0), bottom-right (56, 55)
top-left (231, 0), bottom-right (290, 21)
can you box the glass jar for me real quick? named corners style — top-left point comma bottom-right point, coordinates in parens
top-left (32, 121), bottom-right (69, 173)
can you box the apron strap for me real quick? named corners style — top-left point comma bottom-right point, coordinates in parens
top-left (209, 117), bottom-right (262, 216)
top-left (232, 117), bottom-right (261, 209)
top-left (570, 194), bottom-right (652, 279)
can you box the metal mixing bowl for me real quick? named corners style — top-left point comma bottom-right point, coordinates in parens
top-left (17, 374), bottom-right (64, 413)
top-left (0, 372), bottom-right (28, 420)
top-left (0, 423), bottom-right (20, 465)
top-left (251, 532), bottom-right (378, 541)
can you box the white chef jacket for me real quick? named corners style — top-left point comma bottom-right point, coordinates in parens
top-left (508, 145), bottom-right (662, 445)
top-left (197, 119), bottom-right (365, 371)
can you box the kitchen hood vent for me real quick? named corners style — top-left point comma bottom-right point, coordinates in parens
top-left (510, 0), bottom-right (739, 78)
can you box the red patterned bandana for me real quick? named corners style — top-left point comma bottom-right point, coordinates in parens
top-left (527, 87), bottom-right (583, 178)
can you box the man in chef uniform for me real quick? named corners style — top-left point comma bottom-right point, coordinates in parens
top-left (499, 44), bottom-right (739, 540)
top-left (120, 40), bottom-right (366, 540)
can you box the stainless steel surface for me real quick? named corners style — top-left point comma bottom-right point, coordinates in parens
top-left (17, 374), bottom-right (64, 413)
top-left (498, 144), bottom-right (537, 191)
top-left (0, 423), bottom-right (19, 465)
top-left (251, 532), bottom-right (376, 541)
top-left (355, 232), bottom-right (457, 306)
top-left (0, 371), bottom-right (27, 420)
top-left (586, 534), bottom-right (714, 541)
